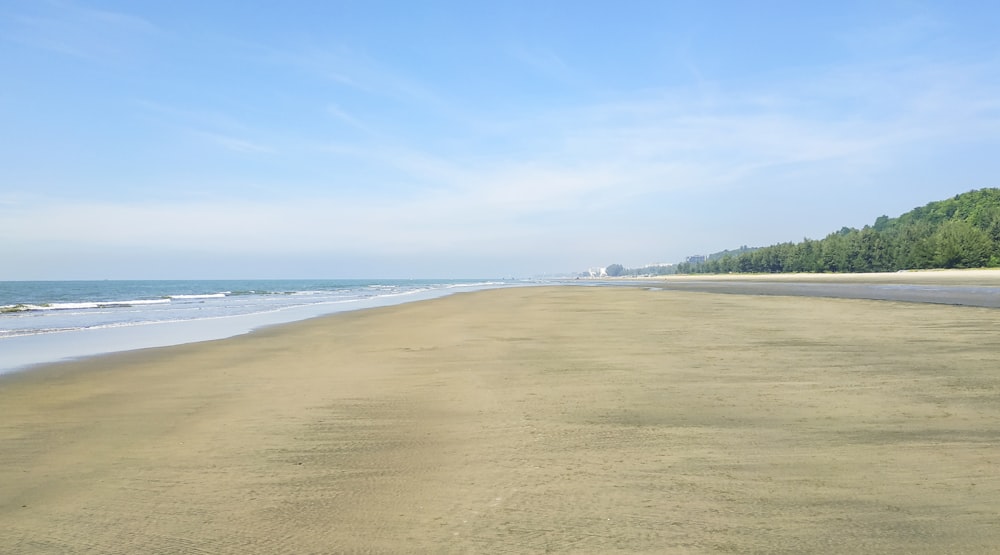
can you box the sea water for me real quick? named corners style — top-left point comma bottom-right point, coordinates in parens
top-left (0, 279), bottom-right (524, 374)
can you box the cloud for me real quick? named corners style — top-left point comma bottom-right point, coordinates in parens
top-left (324, 104), bottom-right (376, 135)
top-left (267, 44), bottom-right (445, 109)
top-left (508, 44), bottom-right (577, 83)
top-left (134, 100), bottom-right (276, 155)
top-left (7, 16), bottom-right (1000, 278)
top-left (301, 50), bottom-right (1000, 240)
top-left (838, 12), bottom-right (946, 54)
top-left (133, 100), bottom-right (248, 131)
top-left (5, 1), bottom-right (158, 61)
top-left (194, 131), bottom-right (274, 154)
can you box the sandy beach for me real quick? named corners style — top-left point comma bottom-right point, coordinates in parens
top-left (3, 283), bottom-right (1000, 553)
top-left (651, 267), bottom-right (1000, 285)
top-left (640, 268), bottom-right (1000, 308)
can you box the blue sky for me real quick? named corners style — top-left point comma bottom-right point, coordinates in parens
top-left (3, 1), bottom-right (1000, 279)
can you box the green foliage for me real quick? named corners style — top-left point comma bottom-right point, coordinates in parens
top-left (605, 263), bottom-right (625, 277)
top-left (932, 220), bottom-right (993, 268)
top-left (708, 245), bottom-right (758, 261)
top-left (679, 188), bottom-right (1000, 274)
top-left (602, 264), bottom-right (678, 277)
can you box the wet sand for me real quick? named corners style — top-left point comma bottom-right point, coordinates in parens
top-left (644, 268), bottom-right (1000, 307)
top-left (3, 285), bottom-right (1000, 553)
top-left (657, 267), bottom-right (1000, 285)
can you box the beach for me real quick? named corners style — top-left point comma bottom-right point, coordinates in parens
top-left (641, 268), bottom-right (1000, 308)
top-left (3, 280), bottom-right (1000, 553)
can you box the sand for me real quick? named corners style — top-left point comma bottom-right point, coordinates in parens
top-left (646, 267), bottom-right (1000, 285)
top-left (641, 268), bottom-right (1000, 308)
top-left (2, 284), bottom-right (1000, 553)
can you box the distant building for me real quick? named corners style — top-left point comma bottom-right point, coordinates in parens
top-left (685, 255), bottom-right (706, 264)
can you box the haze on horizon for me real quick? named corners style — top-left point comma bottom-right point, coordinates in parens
top-left (3, 1), bottom-right (1000, 280)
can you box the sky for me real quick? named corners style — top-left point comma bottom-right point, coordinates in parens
top-left (3, 1), bottom-right (1000, 279)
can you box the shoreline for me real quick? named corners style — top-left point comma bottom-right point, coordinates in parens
top-left (0, 282), bottom-right (525, 376)
top-left (600, 268), bottom-right (1000, 285)
top-left (629, 266), bottom-right (1000, 285)
top-left (3, 286), bottom-right (1000, 552)
top-left (6, 269), bottom-right (998, 376)
top-left (595, 267), bottom-right (1000, 308)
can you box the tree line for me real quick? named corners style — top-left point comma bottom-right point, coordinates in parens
top-left (676, 188), bottom-right (1000, 274)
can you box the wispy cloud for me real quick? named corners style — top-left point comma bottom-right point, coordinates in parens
top-left (321, 49), bottom-right (999, 206)
top-left (308, 49), bottom-right (1000, 223)
top-left (194, 131), bottom-right (274, 154)
top-left (266, 44), bottom-right (445, 109)
top-left (7, 13), bottom-right (1000, 275)
top-left (838, 12), bottom-right (947, 54)
top-left (133, 100), bottom-right (248, 131)
top-left (5, 0), bottom-right (158, 61)
top-left (324, 103), bottom-right (376, 135)
top-left (134, 100), bottom-right (276, 155)
top-left (508, 44), bottom-right (577, 84)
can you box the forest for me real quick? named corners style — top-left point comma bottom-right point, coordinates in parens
top-left (674, 188), bottom-right (1000, 274)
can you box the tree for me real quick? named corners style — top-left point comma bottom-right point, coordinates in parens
top-left (605, 263), bottom-right (625, 277)
top-left (678, 188), bottom-right (1000, 274)
top-left (933, 220), bottom-right (992, 268)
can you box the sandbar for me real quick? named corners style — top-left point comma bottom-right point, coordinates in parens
top-left (2, 286), bottom-right (999, 553)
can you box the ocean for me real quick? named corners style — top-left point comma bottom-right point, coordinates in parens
top-left (0, 279), bottom-right (524, 374)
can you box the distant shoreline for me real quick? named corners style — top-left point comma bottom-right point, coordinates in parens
top-left (623, 268), bottom-right (1000, 308)
top-left (656, 268), bottom-right (1000, 285)
top-left (595, 267), bottom-right (1000, 286)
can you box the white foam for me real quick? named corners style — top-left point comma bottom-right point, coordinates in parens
top-left (0, 281), bottom-right (536, 375)
top-left (167, 293), bottom-right (229, 300)
top-left (11, 299), bottom-right (173, 311)
top-left (0, 288), bottom-right (443, 374)
top-left (446, 281), bottom-right (505, 288)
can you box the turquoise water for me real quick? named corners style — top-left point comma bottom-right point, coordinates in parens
top-left (0, 279), bottom-right (525, 374)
